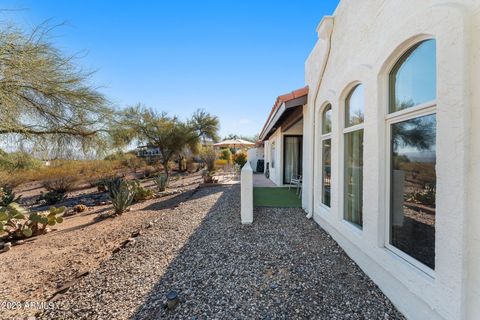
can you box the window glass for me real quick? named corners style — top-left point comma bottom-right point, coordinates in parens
top-left (389, 39), bottom-right (436, 112)
top-left (322, 139), bottom-right (331, 207)
top-left (390, 114), bottom-right (436, 269)
top-left (322, 105), bottom-right (332, 134)
top-left (345, 84), bottom-right (364, 127)
top-left (344, 129), bottom-right (363, 227)
top-left (270, 141), bottom-right (275, 168)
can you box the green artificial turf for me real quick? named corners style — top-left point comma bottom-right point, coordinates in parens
top-left (253, 187), bottom-right (302, 208)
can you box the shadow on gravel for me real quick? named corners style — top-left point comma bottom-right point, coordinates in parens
top-left (141, 186), bottom-right (227, 212)
top-left (130, 185), bottom-right (404, 320)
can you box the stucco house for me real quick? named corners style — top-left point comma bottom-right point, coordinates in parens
top-left (259, 1), bottom-right (480, 319)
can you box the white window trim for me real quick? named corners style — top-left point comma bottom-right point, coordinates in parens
top-left (384, 100), bottom-right (437, 278)
top-left (319, 105), bottom-right (333, 210)
top-left (319, 135), bottom-right (332, 211)
top-left (341, 86), bottom-right (365, 230)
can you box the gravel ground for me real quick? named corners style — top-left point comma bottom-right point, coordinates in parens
top-left (41, 185), bottom-right (404, 320)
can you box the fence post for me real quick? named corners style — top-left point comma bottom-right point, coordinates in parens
top-left (241, 161), bottom-right (253, 224)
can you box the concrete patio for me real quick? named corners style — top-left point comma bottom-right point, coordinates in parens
top-left (253, 172), bottom-right (277, 187)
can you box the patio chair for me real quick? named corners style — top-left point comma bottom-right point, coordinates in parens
top-left (289, 174), bottom-right (302, 198)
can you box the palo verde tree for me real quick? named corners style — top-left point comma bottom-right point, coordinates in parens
top-left (116, 105), bottom-right (219, 179)
top-left (0, 23), bottom-right (112, 157)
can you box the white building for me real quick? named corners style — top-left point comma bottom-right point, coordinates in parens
top-left (260, 1), bottom-right (480, 319)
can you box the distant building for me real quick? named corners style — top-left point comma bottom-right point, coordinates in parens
top-left (136, 146), bottom-right (161, 161)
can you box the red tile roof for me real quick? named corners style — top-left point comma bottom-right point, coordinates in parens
top-left (260, 86), bottom-right (308, 139)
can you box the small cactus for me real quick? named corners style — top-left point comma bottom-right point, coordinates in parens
top-left (0, 203), bottom-right (64, 239)
top-left (153, 174), bottom-right (168, 192)
top-left (104, 177), bottom-right (123, 199)
top-left (110, 181), bottom-right (134, 215)
top-left (130, 180), bottom-right (154, 202)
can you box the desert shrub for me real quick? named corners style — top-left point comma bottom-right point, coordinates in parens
top-left (153, 174), bottom-right (168, 192)
top-left (186, 158), bottom-right (199, 173)
top-left (105, 152), bottom-right (146, 172)
top-left (200, 148), bottom-right (216, 173)
top-left (131, 181), bottom-right (154, 202)
top-left (215, 159), bottom-right (228, 168)
top-left (0, 185), bottom-right (21, 207)
top-left (233, 151), bottom-right (247, 168)
top-left (219, 149), bottom-right (232, 163)
top-left (42, 176), bottom-right (75, 193)
top-left (0, 204), bottom-right (65, 239)
top-left (143, 166), bottom-right (157, 178)
top-left (40, 190), bottom-right (67, 205)
top-left (110, 180), bottom-right (134, 215)
top-left (0, 151), bottom-right (42, 172)
top-left (73, 204), bottom-right (87, 213)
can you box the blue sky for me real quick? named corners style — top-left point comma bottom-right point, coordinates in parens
top-left (2, 1), bottom-right (339, 138)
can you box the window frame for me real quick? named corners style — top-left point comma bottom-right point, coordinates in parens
top-left (384, 39), bottom-right (437, 277)
top-left (319, 103), bottom-right (332, 209)
top-left (342, 84), bottom-right (365, 230)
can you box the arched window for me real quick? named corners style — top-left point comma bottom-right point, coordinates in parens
top-left (320, 104), bottom-right (332, 207)
top-left (344, 84), bottom-right (364, 228)
top-left (389, 39), bottom-right (436, 112)
top-left (387, 39), bottom-right (436, 272)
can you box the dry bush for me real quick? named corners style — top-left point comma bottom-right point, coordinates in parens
top-left (1, 158), bottom-right (149, 190)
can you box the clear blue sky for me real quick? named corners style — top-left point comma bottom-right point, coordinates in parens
top-left (2, 1), bottom-right (339, 138)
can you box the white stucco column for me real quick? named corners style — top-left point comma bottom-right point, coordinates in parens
top-left (240, 162), bottom-right (253, 224)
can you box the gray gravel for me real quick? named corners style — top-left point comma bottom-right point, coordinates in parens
top-left (41, 185), bottom-right (404, 319)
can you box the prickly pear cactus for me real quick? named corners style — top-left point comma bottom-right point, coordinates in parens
top-left (0, 203), bottom-right (65, 239)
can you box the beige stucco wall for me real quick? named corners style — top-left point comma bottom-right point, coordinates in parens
top-left (467, 6), bottom-right (480, 319)
top-left (302, 1), bottom-right (480, 319)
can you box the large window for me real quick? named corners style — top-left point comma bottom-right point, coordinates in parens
top-left (320, 104), bottom-right (332, 207)
top-left (387, 39), bottom-right (437, 271)
top-left (344, 84), bottom-right (364, 228)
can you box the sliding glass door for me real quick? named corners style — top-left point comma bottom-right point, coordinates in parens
top-left (284, 136), bottom-right (303, 184)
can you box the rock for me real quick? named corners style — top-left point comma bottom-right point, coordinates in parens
top-left (1, 242), bottom-right (11, 253)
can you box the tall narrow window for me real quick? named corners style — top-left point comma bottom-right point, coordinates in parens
top-left (270, 141), bottom-right (275, 168)
top-left (320, 104), bottom-right (332, 207)
top-left (344, 85), bottom-right (364, 228)
top-left (388, 39), bottom-right (436, 271)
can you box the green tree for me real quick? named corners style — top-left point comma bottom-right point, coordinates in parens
top-left (189, 109), bottom-right (220, 143)
top-left (0, 23), bottom-right (111, 155)
top-left (116, 105), bottom-right (203, 178)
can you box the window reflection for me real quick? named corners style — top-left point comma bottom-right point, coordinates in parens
top-left (390, 114), bottom-right (436, 269)
top-left (345, 84), bottom-right (365, 127)
top-left (322, 105), bottom-right (332, 134)
top-left (389, 40), bottom-right (436, 113)
top-left (344, 129), bottom-right (363, 227)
